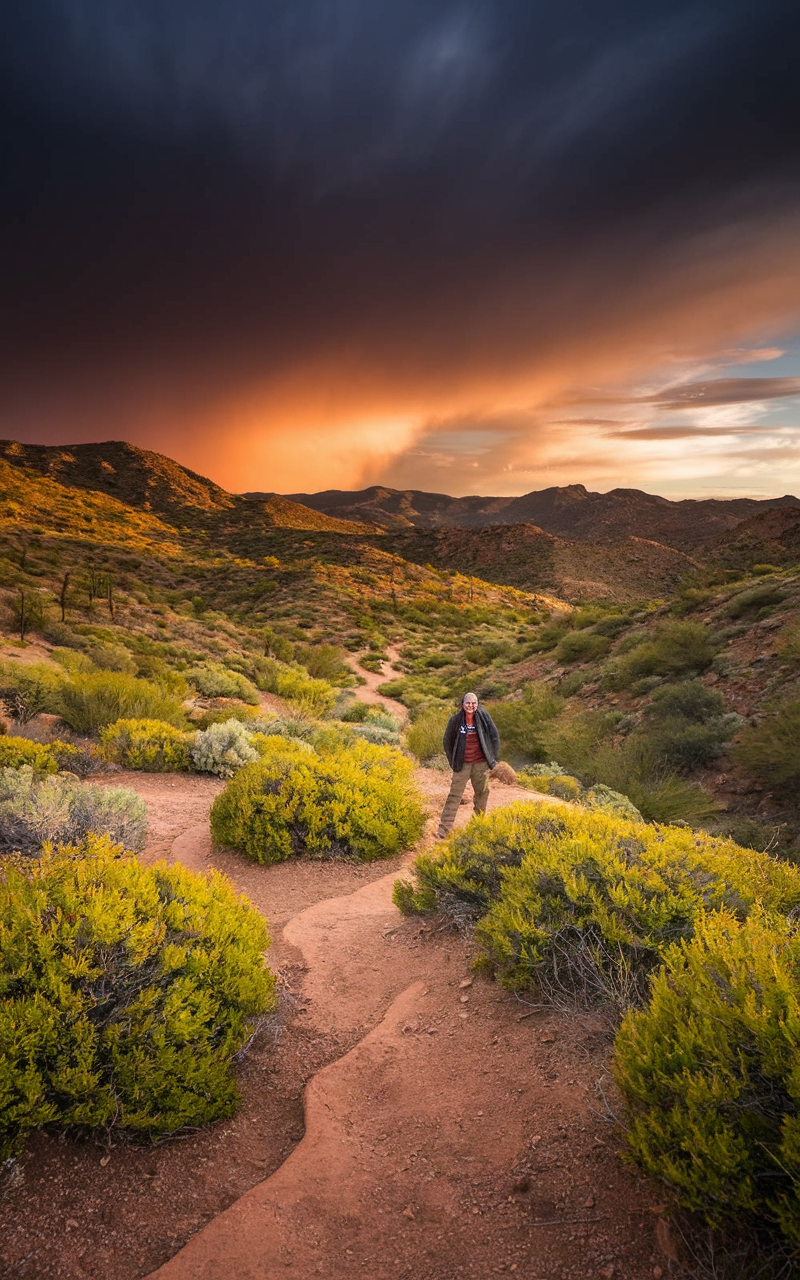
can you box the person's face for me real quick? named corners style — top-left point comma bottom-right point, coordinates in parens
top-left (463, 697), bottom-right (478, 712)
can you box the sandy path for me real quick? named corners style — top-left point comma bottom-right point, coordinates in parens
top-left (343, 644), bottom-right (409, 721)
top-left (1, 688), bottom-right (668, 1280)
top-left (141, 770), bottom-right (664, 1280)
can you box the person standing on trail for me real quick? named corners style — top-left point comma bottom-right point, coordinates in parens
top-left (437, 692), bottom-right (500, 839)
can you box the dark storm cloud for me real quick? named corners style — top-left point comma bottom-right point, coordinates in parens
top-left (1, 0), bottom-right (799, 458)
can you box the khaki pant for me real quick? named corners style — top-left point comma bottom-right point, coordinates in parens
top-left (437, 760), bottom-right (491, 837)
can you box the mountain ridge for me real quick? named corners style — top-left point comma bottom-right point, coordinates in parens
top-left (275, 481), bottom-right (800, 549)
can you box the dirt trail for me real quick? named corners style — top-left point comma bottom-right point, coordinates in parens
top-left (1, 699), bottom-right (668, 1280)
top-left (343, 644), bottom-right (408, 720)
top-left (142, 770), bottom-right (663, 1280)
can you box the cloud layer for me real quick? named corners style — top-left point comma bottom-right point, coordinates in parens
top-left (1, 0), bottom-right (799, 494)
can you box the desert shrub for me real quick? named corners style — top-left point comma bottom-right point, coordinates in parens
top-left (487, 684), bottom-right (565, 762)
top-left (406, 707), bottom-right (450, 762)
top-left (646, 679), bottom-right (726, 723)
top-left (526, 623), bottom-right (569, 653)
top-left (614, 911), bottom-right (800, 1248)
top-left (539, 709), bottom-right (619, 777)
top-left (192, 706), bottom-right (259, 729)
top-left (100, 719), bottom-right (195, 772)
top-left (190, 720), bottom-right (260, 778)
top-left (359, 653), bottom-right (386, 673)
top-left (591, 614), bottom-right (631, 639)
top-left (85, 642), bottom-right (138, 675)
top-left (725, 585), bottom-right (787, 619)
top-left (186, 662), bottom-right (260, 705)
top-left (294, 644), bottom-right (350, 682)
top-left (641, 679), bottom-right (740, 773)
top-left (0, 767), bottom-right (147, 855)
top-left (733, 700), bottom-right (800, 790)
top-left (555, 631), bottom-right (610, 664)
top-left (255, 659), bottom-right (335, 716)
top-left (339, 699), bottom-right (370, 723)
top-left (0, 662), bottom-right (63, 724)
top-left (517, 769), bottom-right (582, 801)
top-left (0, 736), bottom-right (60, 774)
top-left (57, 673), bottom-right (186, 735)
top-left (0, 835), bottom-right (275, 1159)
top-left (394, 801), bottom-right (800, 1007)
top-left (262, 627), bottom-right (294, 663)
top-left (582, 784), bottom-right (644, 822)
top-left (586, 737), bottom-right (718, 824)
top-left (211, 737), bottom-right (425, 864)
top-left (464, 639), bottom-right (511, 665)
top-left (424, 652), bottom-right (455, 669)
top-left (778, 626), bottom-right (800, 665)
top-left (338, 723), bottom-right (402, 747)
top-left (51, 648), bottom-right (95, 675)
top-left (605, 622), bottom-right (716, 689)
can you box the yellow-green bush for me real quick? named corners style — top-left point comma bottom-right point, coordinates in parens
top-left (604, 621), bottom-right (716, 689)
top-left (517, 770), bottom-right (581, 800)
top-left (0, 835), bottom-right (275, 1159)
top-left (100, 719), bottom-right (195, 771)
top-left (0, 662), bottom-right (63, 724)
top-left (0, 735), bottom-right (60, 774)
top-left (57, 673), bottom-right (187, 735)
top-left (255, 659), bottom-right (335, 716)
top-left (614, 911), bottom-right (800, 1248)
top-left (394, 801), bottom-right (800, 1004)
top-left (211, 736), bottom-right (425, 864)
top-left (185, 662), bottom-right (260, 705)
top-left (406, 707), bottom-right (450, 762)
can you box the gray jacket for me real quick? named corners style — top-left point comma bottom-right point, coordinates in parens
top-left (443, 708), bottom-right (500, 771)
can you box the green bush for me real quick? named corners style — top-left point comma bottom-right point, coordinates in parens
top-left (526, 623), bottom-right (569, 653)
top-left (725, 585), bottom-right (787, 619)
top-left (190, 720), bottom-right (260, 778)
top-left (57, 673), bottom-right (187, 735)
top-left (85, 642), bottom-right (138, 675)
top-left (294, 644), bottom-right (350, 682)
top-left (406, 707), bottom-right (450, 762)
top-left (0, 766), bottom-right (148, 855)
top-left (646, 679), bottom-right (725, 723)
top-left (733, 699), bottom-right (800, 788)
top-left (517, 770), bottom-right (582, 800)
top-left (0, 736), bottom-right (60, 774)
top-left (0, 835), bottom-right (275, 1159)
top-left (555, 631), bottom-right (610, 664)
top-left (605, 622), bottom-right (716, 689)
top-left (100, 719), bottom-right (195, 772)
top-left (394, 801), bottom-right (800, 1004)
top-left (585, 737), bottom-right (718, 824)
top-left (186, 662), bottom-right (260, 705)
top-left (487, 684), bottom-right (564, 762)
top-left (255, 659), bottom-right (335, 716)
top-left (211, 736), bottom-right (425, 864)
top-left (614, 911), bottom-right (800, 1247)
top-left (0, 662), bottom-right (63, 724)
top-left (192, 706), bottom-right (259, 729)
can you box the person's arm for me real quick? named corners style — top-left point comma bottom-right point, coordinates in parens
top-left (485, 712), bottom-right (500, 760)
top-left (442, 715), bottom-right (457, 762)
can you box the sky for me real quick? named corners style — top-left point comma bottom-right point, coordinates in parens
top-left (2, 0), bottom-right (800, 498)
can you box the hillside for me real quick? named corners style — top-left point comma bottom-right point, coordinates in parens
top-left (0, 440), bottom-right (373, 536)
top-left (388, 523), bottom-right (702, 601)
top-left (283, 480), bottom-right (800, 548)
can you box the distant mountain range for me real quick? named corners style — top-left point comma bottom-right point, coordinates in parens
top-left (274, 483), bottom-right (800, 549)
top-left (4, 440), bottom-right (800, 601)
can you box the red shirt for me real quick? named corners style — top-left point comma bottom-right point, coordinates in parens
top-left (463, 713), bottom-right (485, 763)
